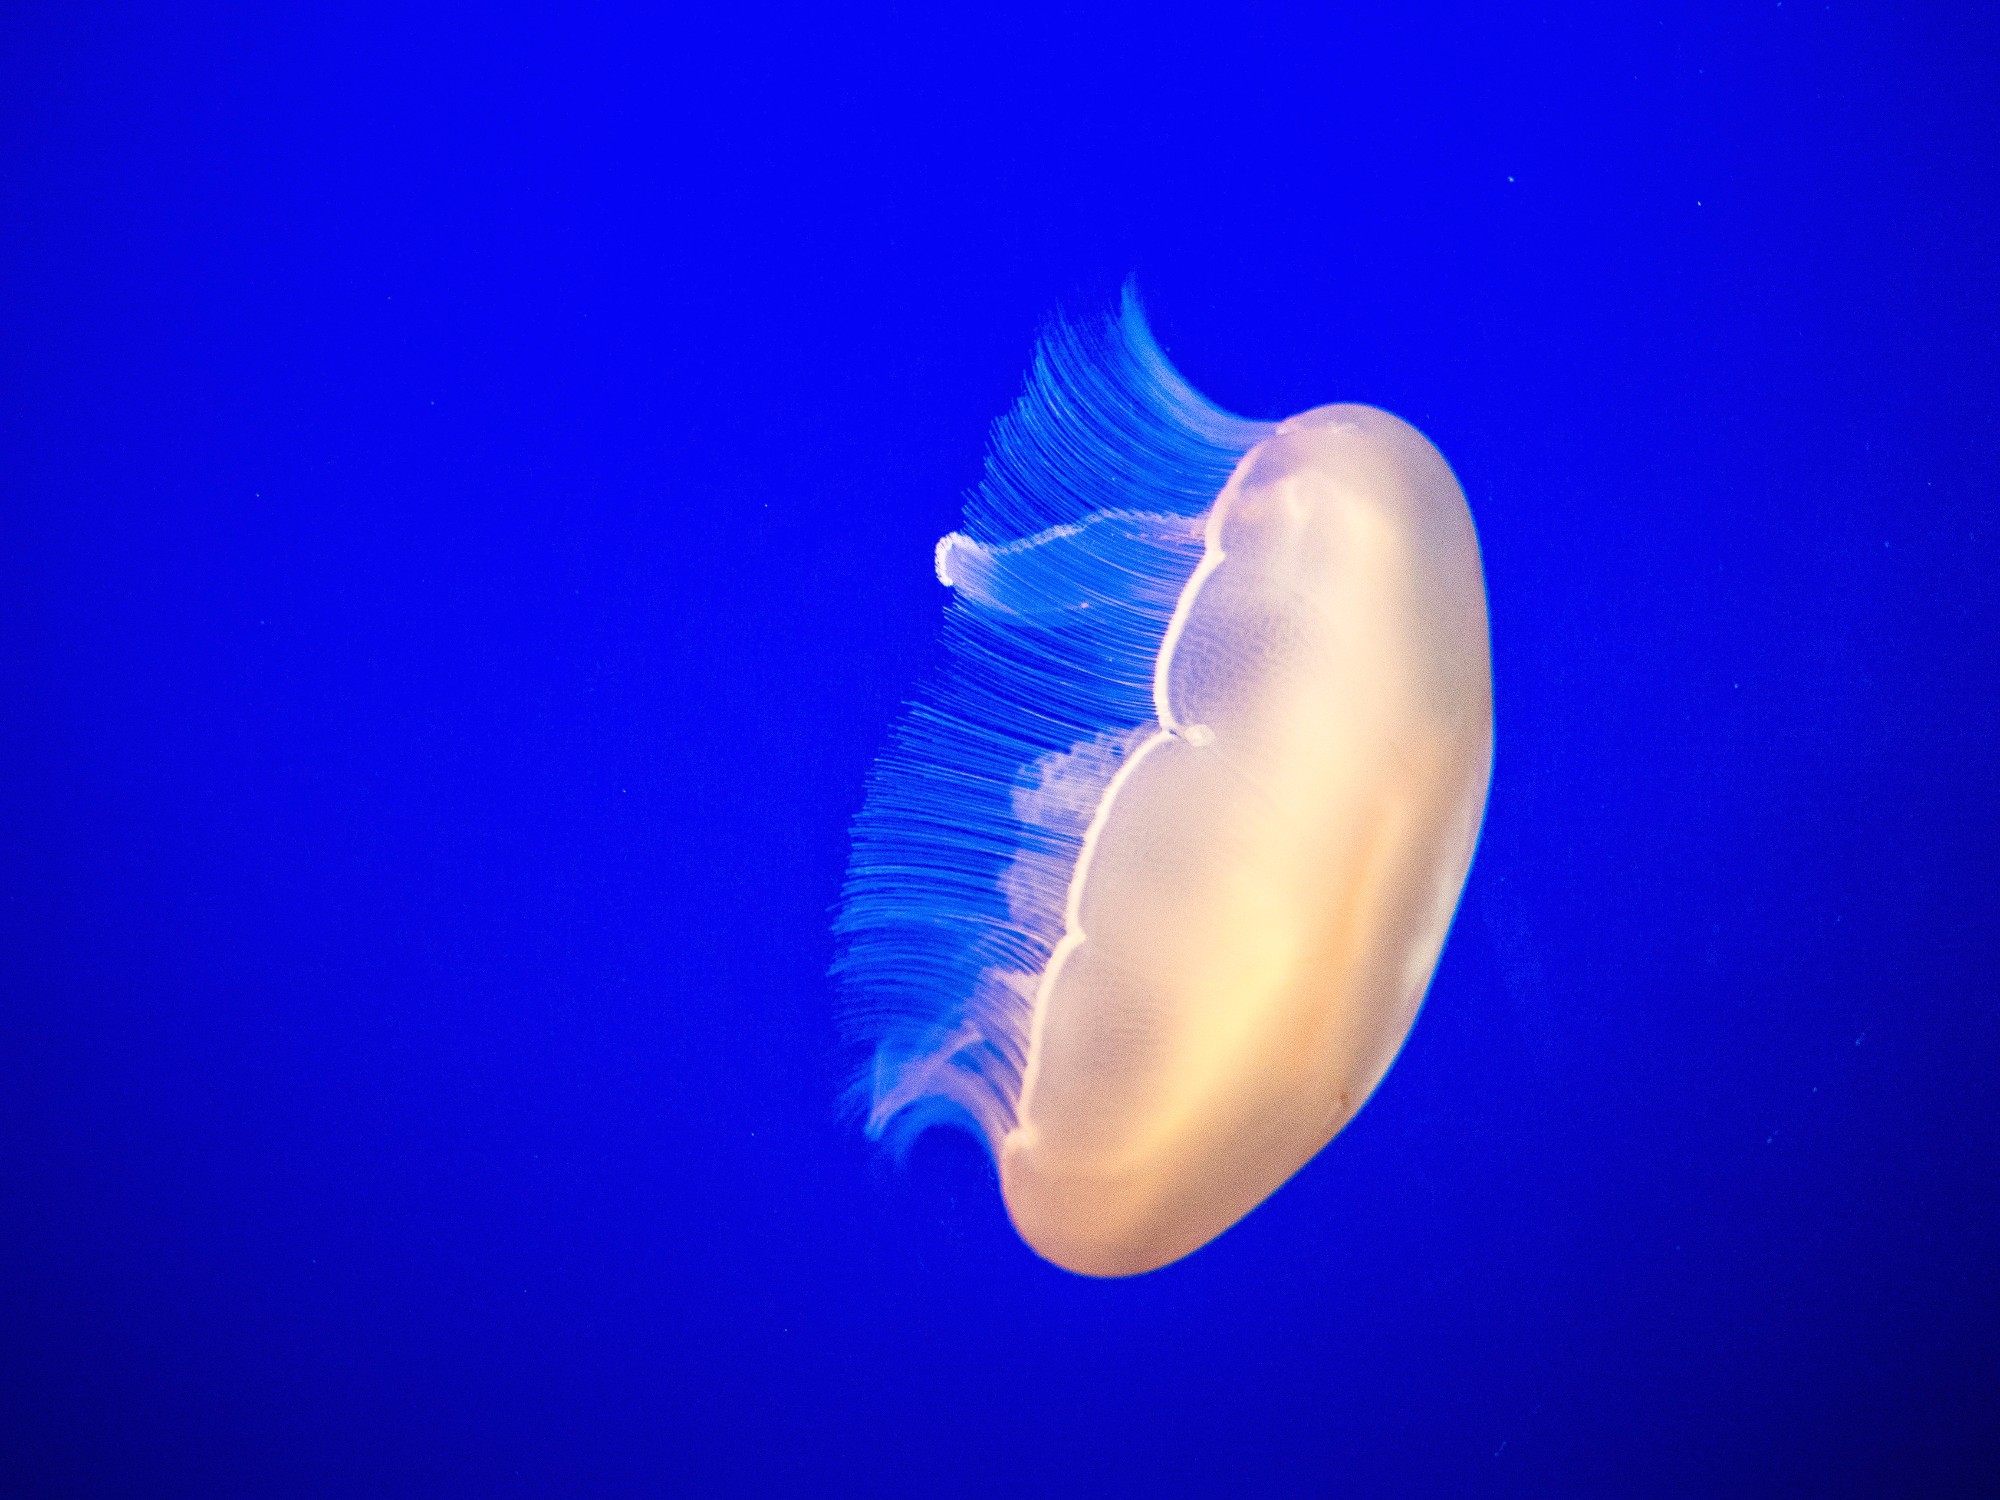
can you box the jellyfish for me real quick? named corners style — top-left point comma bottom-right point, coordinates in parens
top-left (835, 289), bottom-right (1493, 1277)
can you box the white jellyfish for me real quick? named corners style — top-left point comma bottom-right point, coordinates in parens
top-left (835, 290), bottom-right (1493, 1277)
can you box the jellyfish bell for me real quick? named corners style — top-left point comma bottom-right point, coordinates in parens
top-left (999, 404), bottom-right (1492, 1275)
top-left (835, 293), bottom-right (1492, 1277)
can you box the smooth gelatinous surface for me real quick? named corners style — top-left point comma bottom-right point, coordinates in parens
top-left (999, 405), bottom-right (1493, 1275)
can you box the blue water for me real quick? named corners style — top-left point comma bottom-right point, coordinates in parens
top-left (3, 4), bottom-right (1995, 1494)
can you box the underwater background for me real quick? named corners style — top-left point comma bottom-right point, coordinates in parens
top-left (3, 2), bottom-right (1996, 1494)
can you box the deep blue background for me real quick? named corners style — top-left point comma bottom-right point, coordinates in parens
top-left (3, 3), bottom-right (1996, 1493)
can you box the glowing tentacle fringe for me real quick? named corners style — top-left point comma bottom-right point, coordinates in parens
top-left (833, 288), bottom-right (1274, 1150)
